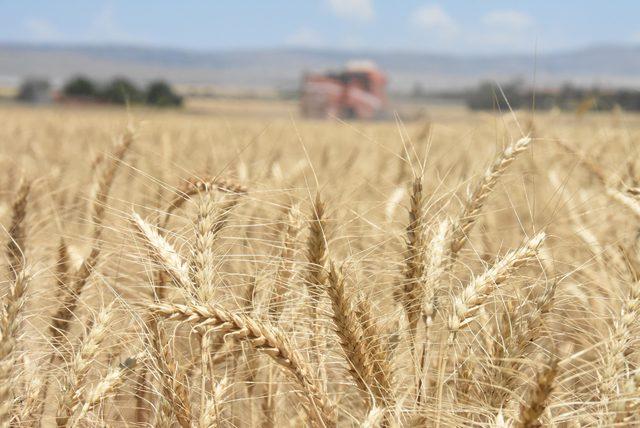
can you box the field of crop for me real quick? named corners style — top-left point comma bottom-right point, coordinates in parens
top-left (1, 101), bottom-right (640, 427)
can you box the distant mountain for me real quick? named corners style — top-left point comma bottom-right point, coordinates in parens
top-left (2, 42), bottom-right (640, 92)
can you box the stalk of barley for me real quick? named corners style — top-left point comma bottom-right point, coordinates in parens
top-left (449, 136), bottom-right (533, 258)
top-left (5, 179), bottom-right (30, 281)
top-left (148, 302), bottom-right (337, 427)
top-left (0, 269), bottom-right (30, 428)
top-left (89, 128), bottom-right (134, 240)
top-left (448, 232), bottom-right (545, 341)
top-left (417, 219), bottom-right (450, 404)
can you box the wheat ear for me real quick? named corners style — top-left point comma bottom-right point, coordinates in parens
top-left (162, 176), bottom-right (246, 229)
top-left (422, 218), bottom-right (449, 330)
top-left (56, 305), bottom-right (114, 427)
top-left (0, 269), bottom-right (30, 428)
top-left (148, 302), bottom-right (337, 427)
top-left (199, 377), bottom-right (228, 428)
top-left (326, 263), bottom-right (376, 404)
top-left (449, 136), bottom-right (533, 258)
top-left (68, 354), bottom-right (141, 426)
top-left (304, 193), bottom-right (328, 306)
top-left (448, 232), bottom-right (545, 341)
top-left (515, 358), bottom-right (558, 428)
top-left (400, 177), bottom-right (426, 345)
top-left (602, 281), bottom-right (640, 422)
top-left (151, 321), bottom-right (192, 428)
top-left (354, 298), bottom-right (395, 407)
top-left (5, 179), bottom-right (30, 280)
top-left (269, 203), bottom-right (303, 322)
top-left (190, 187), bottom-right (241, 302)
top-left (131, 211), bottom-right (191, 291)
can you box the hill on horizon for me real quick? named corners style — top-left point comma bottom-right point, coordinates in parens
top-left (2, 42), bottom-right (640, 93)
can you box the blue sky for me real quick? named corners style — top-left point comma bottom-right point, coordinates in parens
top-left (0, 1), bottom-right (637, 54)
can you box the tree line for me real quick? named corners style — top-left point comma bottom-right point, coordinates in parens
top-left (17, 76), bottom-right (183, 107)
top-left (465, 81), bottom-right (640, 111)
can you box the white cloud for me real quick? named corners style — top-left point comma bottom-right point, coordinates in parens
top-left (24, 18), bottom-right (63, 41)
top-left (482, 10), bottom-right (533, 31)
top-left (412, 4), bottom-right (458, 37)
top-left (327, 0), bottom-right (374, 22)
top-left (285, 28), bottom-right (325, 48)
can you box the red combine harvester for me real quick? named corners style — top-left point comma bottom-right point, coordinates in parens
top-left (300, 61), bottom-right (388, 120)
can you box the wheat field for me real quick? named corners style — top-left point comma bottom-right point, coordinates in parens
top-left (1, 102), bottom-right (639, 427)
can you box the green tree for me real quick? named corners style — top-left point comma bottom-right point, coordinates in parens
top-left (63, 76), bottom-right (98, 98)
top-left (100, 78), bottom-right (143, 105)
top-left (145, 80), bottom-right (183, 107)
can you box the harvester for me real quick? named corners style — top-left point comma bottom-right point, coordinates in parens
top-left (300, 61), bottom-right (388, 120)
